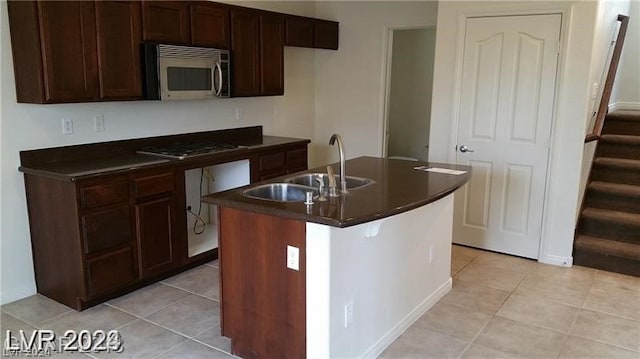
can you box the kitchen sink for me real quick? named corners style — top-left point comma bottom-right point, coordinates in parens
top-left (242, 183), bottom-right (318, 202)
top-left (284, 173), bottom-right (374, 190)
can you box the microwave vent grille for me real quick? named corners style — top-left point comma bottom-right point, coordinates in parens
top-left (157, 44), bottom-right (222, 59)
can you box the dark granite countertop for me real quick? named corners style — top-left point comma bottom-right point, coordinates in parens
top-left (18, 126), bottom-right (309, 181)
top-left (203, 156), bottom-right (471, 228)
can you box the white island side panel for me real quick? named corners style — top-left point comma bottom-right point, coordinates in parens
top-left (306, 194), bottom-right (454, 359)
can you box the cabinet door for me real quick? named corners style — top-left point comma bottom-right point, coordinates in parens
top-left (284, 16), bottom-right (313, 47)
top-left (95, 1), bottom-right (143, 100)
top-left (286, 147), bottom-right (308, 174)
top-left (260, 14), bottom-right (284, 96)
top-left (37, 1), bottom-right (99, 102)
top-left (81, 206), bottom-right (132, 254)
top-left (314, 20), bottom-right (339, 50)
top-left (231, 9), bottom-right (261, 97)
top-left (142, 1), bottom-right (190, 44)
top-left (135, 197), bottom-right (177, 279)
top-left (86, 246), bottom-right (137, 298)
top-left (191, 1), bottom-right (230, 48)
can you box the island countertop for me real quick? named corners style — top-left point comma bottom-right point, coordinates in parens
top-left (203, 156), bottom-right (471, 228)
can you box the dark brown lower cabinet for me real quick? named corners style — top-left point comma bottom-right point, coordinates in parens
top-left (22, 141), bottom-right (308, 311)
top-left (23, 168), bottom-right (181, 310)
top-left (251, 144), bottom-right (308, 182)
top-left (135, 196), bottom-right (177, 279)
top-left (86, 247), bottom-right (138, 298)
top-left (219, 207), bottom-right (306, 358)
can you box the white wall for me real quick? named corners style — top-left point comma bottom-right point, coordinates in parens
top-left (615, 0), bottom-right (640, 107)
top-left (388, 28), bottom-right (436, 161)
top-left (430, 1), bottom-right (599, 266)
top-left (588, 0), bottom-right (630, 127)
top-left (313, 1), bottom-right (438, 166)
top-left (306, 195), bottom-right (453, 358)
top-left (0, 1), bottom-right (317, 304)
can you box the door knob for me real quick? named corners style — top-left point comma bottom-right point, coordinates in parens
top-left (459, 145), bottom-right (475, 153)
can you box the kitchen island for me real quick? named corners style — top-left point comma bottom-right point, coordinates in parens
top-left (203, 157), bottom-right (470, 358)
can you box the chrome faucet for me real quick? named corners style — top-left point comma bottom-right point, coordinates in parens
top-left (329, 133), bottom-right (348, 194)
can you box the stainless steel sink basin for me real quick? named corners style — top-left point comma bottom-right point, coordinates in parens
top-left (284, 173), bottom-right (374, 190)
top-left (242, 183), bottom-right (318, 202)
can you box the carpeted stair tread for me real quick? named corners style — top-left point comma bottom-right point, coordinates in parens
top-left (593, 157), bottom-right (640, 170)
top-left (599, 134), bottom-right (640, 144)
top-left (589, 181), bottom-right (640, 197)
top-left (605, 110), bottom-right (640, 122)
top-left (578, 110), bottom-right (640, 276)
top-left (582, 207), bottom-right (640, 228)
top-left (574, 235), bottom-right (640, 261)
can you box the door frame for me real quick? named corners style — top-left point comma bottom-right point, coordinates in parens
top-left (449, 7), bottom-right (570, 264)
top-left (380, 25), bottom-right (436, 158)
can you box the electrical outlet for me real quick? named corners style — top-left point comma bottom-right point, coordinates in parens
top-left (286, 245), bottom-right (299, 271)
top-left (591, 83), bottom-right (599, 100)
top-left (94, 115), bottom-right (105, 132)
top-left (428, 245), bottom-right (434, 264)
top-left (235, 107), bottom-right (242, 121)
top-left (344, 301), bottom-right (354, 327)
top-left (61, 118), bottom-right (73, 135)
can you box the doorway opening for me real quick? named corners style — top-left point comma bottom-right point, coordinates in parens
top-left (382, 27), bottom-right (437, 161)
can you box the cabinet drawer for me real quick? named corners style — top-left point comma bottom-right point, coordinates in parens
top-left (134, 171), bottom-right (174, 198)
top-left (81, 206), bottom-right (132, 254)
top-left (79, 179), bottom-right (129, 210)
top-left (86, 246), bottom-right (137, 298)
top-left (258, 152), bottom-right (286, 172)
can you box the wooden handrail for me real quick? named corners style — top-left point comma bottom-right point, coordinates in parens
top-left (585, 14), bottom-right (629, 143)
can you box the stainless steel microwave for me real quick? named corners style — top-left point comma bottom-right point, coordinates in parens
top-left (142, 43), bottom-right (230, 100)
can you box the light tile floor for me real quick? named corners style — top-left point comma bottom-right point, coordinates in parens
top-left (1, 246), bottom-right (639, 358)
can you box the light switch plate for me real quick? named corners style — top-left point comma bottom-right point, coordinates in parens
top-left (61, 118), bottom-right (73, 135)
top-left (94, 115), bottom-right (105, 132)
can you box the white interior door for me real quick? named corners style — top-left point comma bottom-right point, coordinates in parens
top-left (453, 14), bottom-right (561, 259)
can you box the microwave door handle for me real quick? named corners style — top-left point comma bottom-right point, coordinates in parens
top-left (214, 62), bottom-right (223, 97)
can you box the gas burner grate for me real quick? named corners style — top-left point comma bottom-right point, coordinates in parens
top-left (137, 141), bottom-right (240, 160)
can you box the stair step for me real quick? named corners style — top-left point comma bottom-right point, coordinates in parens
top-left (600, 134), bottom-right (640, 144)
top-left (594, 157), bottom-right (640, 169)
top-left (603, 110), bottom-right (640, 136)
top-left (577, 207), bottom-right (640, 243)
top-left (582, 207), bottom-right (640, 227)
top-left (586, 181), bottom-right (640, 213)
top-left (605, 110), bottom-right (640, 122)
top-left (589, 181), bottom-right (640, 197)
top-left (591, 157), bottom-right (640, 185)
top-left (575, 235), bottom-right (640, 260)
top-left (574, 235), bottom-right (640, 277)
top-left (597, 134), bottom-right (640, 159)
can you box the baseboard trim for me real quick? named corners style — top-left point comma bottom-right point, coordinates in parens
top-left (610, 102), bottom-right (640, 111)
top-left (359, 278), bottom-right (452, 358)
top-left (539, 254), bottom-right (573, 267)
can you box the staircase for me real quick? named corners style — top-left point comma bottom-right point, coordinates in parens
top-left (575, 110), bottom-right (640, 277)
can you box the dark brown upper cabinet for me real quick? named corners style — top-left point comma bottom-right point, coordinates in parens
top-left (7, 0), bottom-right (143, 104)
top-left (284, 15), bottom-right (339, 50)
top-left (230, 9), bottom-right (284, 97)
top-left (8, 1), bottom-right (99, 103)
top-left (96, 1), bottom-right (144, 100)
top-left (284, 16), bottom-right (314, 48)
top-left (190, 1), bottom-right (230, 49)
top-left (260, 13), bottom-right (285, 96)
top-left (7, 1), bottom-right (337, 104)
top-left (314, 19), bottom-right (339, 50)
top-left (142, 1), bottom-right (191, 44)
top-left (231, 9), bottom-right (262, 97)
